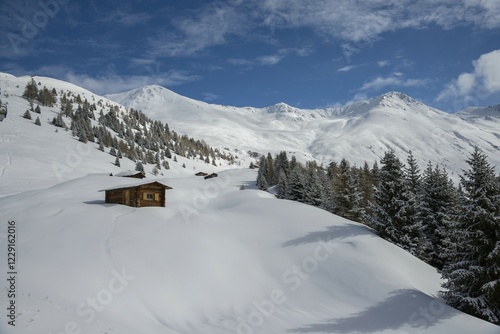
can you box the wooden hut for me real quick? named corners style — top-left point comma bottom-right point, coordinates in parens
top-left (0, 104), bottom-right (7, 122)
top-left (195, 172), bottom-right (208, 176)
top-left (100, 181), bottom-right (172, 208)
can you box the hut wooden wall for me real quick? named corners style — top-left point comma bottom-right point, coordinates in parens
top-left (104, 183), bottom-right (167, 207)
top-left (136, 184), bottom-right (166, 207)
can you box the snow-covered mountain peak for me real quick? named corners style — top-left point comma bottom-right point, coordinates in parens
top-left (108, 84), bottom-right (187, 108)
top-left (266, 102), bottom-right (295, 113)
top-left (371, 91), bottom-right (421, 110)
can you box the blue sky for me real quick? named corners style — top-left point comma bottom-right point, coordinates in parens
top-left (1, 0), bottom-right (500, 112)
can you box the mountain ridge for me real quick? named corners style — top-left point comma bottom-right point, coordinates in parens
top-left (106, 82), bottom-right (500, 176)
top-left (2, 72), bottom-right (499, 178)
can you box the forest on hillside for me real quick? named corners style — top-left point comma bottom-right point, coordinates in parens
top-left (256, 148), bottom-right (500, 325)
top-left (21, 78), bottom-right (238, 174)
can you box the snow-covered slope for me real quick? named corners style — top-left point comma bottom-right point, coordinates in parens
top-left (109, 87), bottom-right (500, 176)
top-left (1, 170), bottom-right (499, 334)
top-left (0, 73), bottom-right (234, 196)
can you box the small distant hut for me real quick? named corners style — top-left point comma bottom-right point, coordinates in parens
top-left (195, 172), bottom-right (208, 177)
top-left (0, 104), bottom-right (7, 122)
top-left (114, 170), bottom-right (146, 179)
top-left (204, 173), bottom-right (218, 180)
top-left (100, 181), bottom-right (172, 208)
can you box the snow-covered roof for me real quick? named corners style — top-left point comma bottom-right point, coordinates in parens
top-left (114, 170), bottom-right (145, 177)
top-left (99, 180), bottom-right (172, 192)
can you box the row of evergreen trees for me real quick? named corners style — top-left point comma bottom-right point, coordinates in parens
top-left (22, 78), bottom-right (57, 107)
top-left (256, 149), bottom-right (500, 325)
top-left (21, 79), bottom-right (238, 172)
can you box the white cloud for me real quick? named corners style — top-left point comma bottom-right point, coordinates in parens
top-left (474, 49), bottom-right (500, 92)
top-left (257, 54), bottom-right (284, 66)
top-left (202, 92), bottom-right (219, 102)
top-left (148, 2), bottom-right (251, 57)
top-left (98, 9), bottom-right (152, 26)
top-left (360, 73), bottom-right (431, 91)
top-left (437, 49), bottom-right (500, 101)
top-left (228, 58), bottom-right (254, 66)
top-left (338, 65), bottom-right (358, 72)
top-left (377, 60), bottom-right (390, 67)
top-left (142, 1), bottom-right (500, 58)
top-left (259, 0), bottom-right (500, 42)
top-left (229, 48), bottom-right (311, 68)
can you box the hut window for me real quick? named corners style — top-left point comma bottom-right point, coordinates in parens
top-left (145, 193), bottom-right (154, 200)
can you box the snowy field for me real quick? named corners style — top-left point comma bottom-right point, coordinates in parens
top-left (1, 170), bottom-right (499, 334)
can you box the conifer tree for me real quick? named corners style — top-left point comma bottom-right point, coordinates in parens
top-left (303, 166), bottom-right (323, 207)
top-left (23, 110), bottom-right (32, 120)
top-left (369, 150), bottom-right (407, 246)
top-left (256, 156), bottom-right (269, 189)
top-left (346, 170), bottom-right (365, 222)
top-left (420, 162), bottom-right (457, 269)
top-left (273, 151), bottom-right (290, 184)
top-left (287, 169), bottom-right (305, 202)
top-left (398, 151), bottom-right (424, 257)
top-left (441, 147), bottom-right (500, 324)
top-left (34, 116), bottom-right (41, 126)
top-left (359, 161), bottom-right (375, 222)
top-left (135, 161), bottom-right (144, 173)
top-left (276, 169), bottom-right (288, 199)
top-left (22, 78), bottom-right (38, 100)
top-left (333, 159), bottom-right (352, 218)
top-left (114, 156), bottom-right (120, 167)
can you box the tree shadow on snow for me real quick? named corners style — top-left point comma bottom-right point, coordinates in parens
top-left (282, 224), bottom-right (374, 247)
top-left (290, 289), bottom-right (460, 333)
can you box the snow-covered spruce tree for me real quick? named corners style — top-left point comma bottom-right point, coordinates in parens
top-left (359, 162), bottom-right (375, 205)
top-left (441, 147), bottom-right (500, 324)
top-left (114, 156), bottom-right (120, 167)
top-left (303, 163), bottom-right (324, 207)
top-left (273, 151), bottom-right (290, 185)
top-left (346, 170), bottom-right (365, 222)
top-left (266, 153), bottom-right (275, 186)
top-left (332, 158), bottom-right (365, 220)
top-left (34, 116), bottom-right (41, 126)
top-left (22, 78), bottom-right (38, 101)
top-left (23, 110), bottom-right (32, 120)
top-left (256, 156), bottom-right (269, 191)
top-left (369, 150), bottom-right (407, 247)
top-left (318, 167), bottom-right (335, 213)
top-left (287, 168), bottom-right (305, 202)
top-left (333, 159), bottom-right (351, 218)
top-left (398, 151), bottom-right (425, 257)
top-left (135, 161), bottom-right (144, 173)
top-left (276, 169), bottom-right (288, 199)
top-left (420, 162), bottom-right (458, 269)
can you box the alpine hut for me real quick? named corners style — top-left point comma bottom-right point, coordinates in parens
top-left (100, 180), bottom-right (172, 208)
